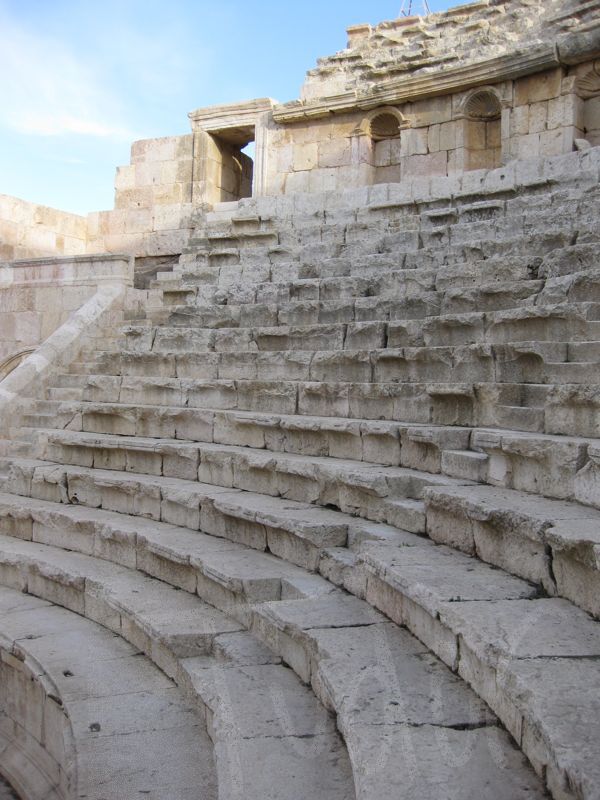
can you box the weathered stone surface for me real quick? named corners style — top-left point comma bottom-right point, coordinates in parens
top-left (3, 6), bottom-right (600, 798)
top-left (0, 583), bottom-right (216, 800)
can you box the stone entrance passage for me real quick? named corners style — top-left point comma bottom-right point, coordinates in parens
top-left (203, 126), bottom-right (254, 203)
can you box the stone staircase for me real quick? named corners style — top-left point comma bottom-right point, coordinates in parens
top-left (2, 152), bottom-right (600, 799)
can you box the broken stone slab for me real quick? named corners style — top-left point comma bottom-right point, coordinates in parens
top-left (251, 596), bottom-right (546, 799)
top-left (360, 540), bottom-right (600, 799)
top-left (424, 483), bottom-right (600, 614)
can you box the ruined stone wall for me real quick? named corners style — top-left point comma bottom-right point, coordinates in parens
top-left (86, 134), bottom-right (194, 258)
top-left (299, 0), bottom-right (597, 102)
top-left (0, 195), bottom-right (87, 261)
top-left (3, 0), bottom-right (599, 264)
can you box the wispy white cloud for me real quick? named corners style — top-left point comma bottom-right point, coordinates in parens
top-left (0, 9), bottom-right (137, 140)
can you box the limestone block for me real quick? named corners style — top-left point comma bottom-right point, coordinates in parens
top-left (574, 446), bottom-right (600, 509)
top-left (545, 126), bottom-right (582, 156)
top-left (134, 160), bottom-right (164, 187)
top-left (401, 128), bottom-right (428, 158)
top-left (114, 165), bottom-right (136, 192)
top-left (528, 101), bottom-right (548, 134)
top-left (21, 228), bottom-right (56, 253)
top-left (511, 105), bottom-right (530, 137)
top-left (319, 139), bottom-right (351, 168)
top-left (584, 97), bottom-right (600, 133)
top-left (309, 169), bottom-right (338, 193)
top-left (153, 183), bottom-right (185, 205)
top-left (439, 120), bottom-right (460, 152)
top-left (515, 69), bottom-right (562, 106)
top-left (428, 124), bottom-right (441, 153)
top-left (411, 95), bottom-right (453, 127)
top-left (285, 171), bottom-right (311, 194)
top-left (548, 95), bottom-right (582, 131)
top-left (114, 186), bottom-right (154, 210)
top-left (516, 132), bottom-right (541, 160)
top-left (152, 204), bottom-right (187, 232)
top-left (403, 152), bottom-right (448, 178)
top-left (293, 143), bottom-right (319, 172)
top-left (375, 165), bottom-right (402, 184)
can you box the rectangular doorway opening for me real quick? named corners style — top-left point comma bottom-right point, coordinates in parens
top-left (207, 125), bottom-right (255, 202)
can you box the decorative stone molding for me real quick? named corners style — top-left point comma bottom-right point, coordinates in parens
top-left (274, 23), bottom-right (600, 125)
top-left (460, 88), bottom-right (503, 121)
top-left (274, 47), bottom-right (559, 124)
top-left (576, 60), bottom-right (600, 98)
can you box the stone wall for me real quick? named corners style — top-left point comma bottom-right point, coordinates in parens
top-left (260, 64), bottom-right (588, 194)
top-left (86, 134), bottom-right (195, 258)
top-left (0, 195), bottom-right (86, 261)
top-left (0, 254), bottom-right (132, 374)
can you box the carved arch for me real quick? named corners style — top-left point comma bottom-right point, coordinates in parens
top-left (458, 87), bottom-right (503, 121)
top-left (0, 349), bottom-right (34, 381)
top-left (576, 61), bottom-right (600, 99)
top-left (356, 107), bottom-right (411, 139)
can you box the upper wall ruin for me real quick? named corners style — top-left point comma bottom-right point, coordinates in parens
top-left (3, 0), bottom-right (600, 262)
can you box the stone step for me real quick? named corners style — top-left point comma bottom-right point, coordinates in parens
top-left (356, 542), bottom-right (600, 800)
top-left (19, 407), bottom-right (599, 505)
top-left (423, 482), bottom-right (600, 618)
top-left (22, 404), bottom-right (600, 507)
top-left (9, 441), bottom-right (600, 623)
top-left (71, 341), bottom-right (579, 388)
top-left (119, 303), bottom-right (600, 353)
top-left (27, 433), bottom-right (459, 532)
top-left (0, 457), bottom-right (414, 570)
top-left (160, 258), bottom-right (597, 300)
top-left (151, 277), bottom-right (549, 327)
top-left (159, 266), bottom-right (546, 308)
top-left (172, 235), bottom-right (588, 289)
top-left (0, 534), bottom-right (354, 800)
top-left (0, 528), bottom-right (546, 800)
top-left (0, 492), bottom-right (333, 623)
top-left (52, 372), bottom-right (597, 431)
top-left (41, 377), bottom-right (561, 435)
top-left (252, 593), bottom-right (548, 800)
top-left (0, 584), bottom-right (216, 800)
top-left (179, 213), bottom-right (569, 265)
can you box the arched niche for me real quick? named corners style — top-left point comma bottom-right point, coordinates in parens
top-left (460, 89), bottom-right (502, 171)
top-left (359, 107), bottom-right (410, 184)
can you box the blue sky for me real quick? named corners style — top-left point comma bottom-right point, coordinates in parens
top-left (0, 0), bottom-right (458, 215)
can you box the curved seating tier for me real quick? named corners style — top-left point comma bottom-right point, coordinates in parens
top-left (3, 151), bottom-right (600, 799)
top-left (0, 584), bottom-right (216, 800)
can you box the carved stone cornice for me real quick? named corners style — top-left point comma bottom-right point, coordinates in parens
top-left (273, 47), bottom-right (558, 123)
top-left (189, 99), bottom-right (275, 132)
top-left (273, 23), bottom-right (600, 125)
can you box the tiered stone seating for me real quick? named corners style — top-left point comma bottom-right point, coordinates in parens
top-left (0, 583), bottom-right (217, 800)
top-left (2, 151), bottom-right (600, 799)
